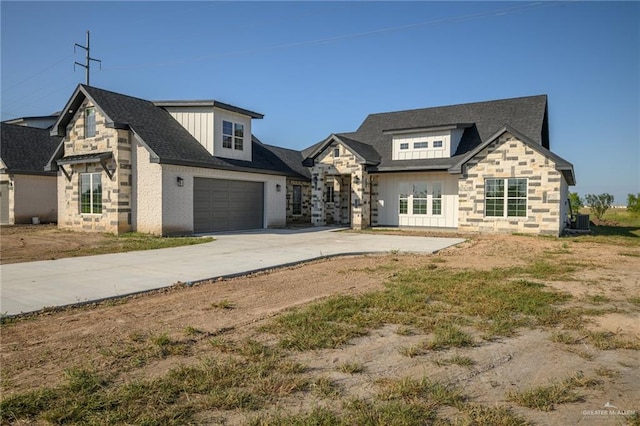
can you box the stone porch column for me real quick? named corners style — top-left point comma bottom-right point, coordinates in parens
top-left (351, 167), bottom-right (370, 230)
top-left (311, 168), bottom-right (326, 226)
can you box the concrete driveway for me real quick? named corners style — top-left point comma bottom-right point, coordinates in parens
top-left (0, 227), bottom-right (464, 316)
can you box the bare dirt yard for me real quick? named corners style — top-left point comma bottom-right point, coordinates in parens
top-left (1, 228), bottom-right (639, 425)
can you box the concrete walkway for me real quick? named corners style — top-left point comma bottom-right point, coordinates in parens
top-left (0, 227), bottom-right (464, 316)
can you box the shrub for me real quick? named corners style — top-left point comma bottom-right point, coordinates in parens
top-left (585, 193), bottom-right (614, 220)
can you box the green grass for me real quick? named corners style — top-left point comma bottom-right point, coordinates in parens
top-left (79, 232), bottom-right (215, 256)
top-left (266, 264), bottom-right (573, 350)
top-left (507, 372), bottom-right (601, 411)
top-left (1, 342), bottom-right (309, 425)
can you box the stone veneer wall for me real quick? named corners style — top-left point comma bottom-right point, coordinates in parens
top-left (286, 179), bottom-right (311, 225)
top-left (58, 100), bottom-right (132, 234)
top-left (310, 141), bottom-right (370, 229)
top-left (457, 133), bottom-right (565, 236)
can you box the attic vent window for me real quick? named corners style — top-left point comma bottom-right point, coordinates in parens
top-left (414, 142), bottom-right (428, 149)
top-left (399, 143), bottom-right (409, 150)
top-left (85, 107), bottom-right (96, 138)
top-left (433, 140), bottom-right (443, 148)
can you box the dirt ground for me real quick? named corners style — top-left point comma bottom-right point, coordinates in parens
top-left (0, 224), bottom-right (109, 264)
top-left (1, 230), bottom-right (639, 424)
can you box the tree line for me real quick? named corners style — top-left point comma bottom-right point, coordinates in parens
top-left (569, 192), bottom-right (640, 220)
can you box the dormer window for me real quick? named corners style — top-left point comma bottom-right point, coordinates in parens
top-left (414, 142), bottom-right (428, 149)
top-left (433, 140), bottom-right (443, 148)
top-left (85, 107), bottom-right (96, 138)
top-left (400, 143), bottom-right (409, 150)
top-left (223, 120), bottom-right (244, 151)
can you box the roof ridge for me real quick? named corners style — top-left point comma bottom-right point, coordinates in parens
top-left (81, 84), bottom-right (156, 106)
top-left (366, 94), bottom-right (548, 118)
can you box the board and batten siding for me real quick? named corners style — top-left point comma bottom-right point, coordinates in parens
top-left (373, 172), bottom-right (459, 228)
top-left (165, 106), bottom-right (215, 154)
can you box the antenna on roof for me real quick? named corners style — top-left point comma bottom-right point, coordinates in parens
top-left (74, 31), bottom-right (102, 86)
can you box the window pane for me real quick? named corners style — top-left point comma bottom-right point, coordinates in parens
top-left (413, 199), bottom-right (427, 215)
top-left (508, 199), bottom-right (527, 217)
top-left (92, 174), bottom-right (102, 214)
top-left (414, 142), bottom-right (428, 149)
top-left (234, 123), bottom-right (244, 138)
top-left (223, 135), bottom-right (232, 148)
top-left (432, 183), bottom-right (442, 215)
top-left (432, 200), bottom-right (442, 215)
top-left (413, 183), bottom-right (428, 198)
top-left (399, 198), bottom-right (408, 214)
top-left (292, 185), bottom-right (302, 215)
top-left (234, 137), bottom-right (243, 150)
top-left (85, 108), bottom-right (96, 138)
top-left (485, 199), bottom-right (504, 217)
top-left (222, 121), bottom-right (233, 136)
top-left (399, 143), bottom-right (409, 150)
top-left (80, 174), bottom-right (91, 213)
top-left (508, 179), bottom-right (527, 198)
top-left (485, 179), bottom-right (504, 198)
top-left (433, 140), bottom-right (443, 148)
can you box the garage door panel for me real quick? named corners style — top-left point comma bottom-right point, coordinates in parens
top-left (193, 178), bottom-right (264, 233)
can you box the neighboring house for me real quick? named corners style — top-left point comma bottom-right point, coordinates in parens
top-left (302, 95), bottom-right (576, 236)
top-left (0, 123), bottom-right (61, 224)
top-left (46, 85), bottom-right (309, 235)
top-left (3, 114), bottom-right (60, 130)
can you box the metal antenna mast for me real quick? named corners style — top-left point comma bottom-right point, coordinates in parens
top-left (74, 31), bottom-right (101, 86)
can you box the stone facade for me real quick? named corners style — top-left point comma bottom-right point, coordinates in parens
top-left (286, 179), bottom-right (311, 225)
top-left (457, 132), bottom-right (568, 235)
top-left (310, 141), bottom-right (370, 229)
top-left (58, 100), bottom-right (133, 234)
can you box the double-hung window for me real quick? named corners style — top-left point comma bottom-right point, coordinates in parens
top-left (485, 178), bottom-right (527, 217)
top-left (85, 107), bottom-right (96, 138)
top-left (399, 182), bottom-right (443, 216)
top-left (412, 183), bottom-right (428, 215)
top-left (431, 183), bottom-right (442, 215)
top-left (223, 121), bottom-right (244, 150)
top-left (80, 173), bottom-right (102, 214)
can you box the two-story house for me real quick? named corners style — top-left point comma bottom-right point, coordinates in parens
top-left (46, 85), bottom-right (310, 235)
top-left (302, 95), bottom-right (576, 235)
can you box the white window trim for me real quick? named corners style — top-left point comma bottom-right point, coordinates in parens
top-left (79, 172), bottom-right (102, 215)
top-left (222, 120), bottom-right (244, 151)
top-left (484, 178), bottom-right (528, 218)
top-left (398, 181), bottom-right (444, 217)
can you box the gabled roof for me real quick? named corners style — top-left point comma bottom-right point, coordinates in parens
top-left (309, 95), bottom-right (550, 172)
top-left (1, 123), bottom-right (61, 175)
top-left (450, 124), bottom-right (576, 185)
top-left (303, 133), bottom-right (381, 166)
top-left (50, 85), bottom-right (303, 178)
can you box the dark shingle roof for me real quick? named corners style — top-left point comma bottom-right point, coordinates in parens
top-left (1, 123), bottom-right (61, 174)
top-left (51, 85), bottom-right (303, 177)
top-left (324, 95), bottom-right (550, 171)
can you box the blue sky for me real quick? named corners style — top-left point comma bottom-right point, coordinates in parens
top-left (2, 1), bottom-right (638, 203)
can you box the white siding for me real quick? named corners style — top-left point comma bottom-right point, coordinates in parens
top-left (374, 172), bottom-right (459, 228)
top-left (12, 174), bottom-right (57, 223)
top-left (392, 131), bottom-right (451, 160)
top-left (213, 108), bottom-right (252, 162)
top-left (161, 165), bottom-right (286, 234)
top-left (165, 106), bottom-right (215, 154)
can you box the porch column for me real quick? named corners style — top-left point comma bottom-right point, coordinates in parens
top-left (311, 168), bottom-right (326, 226)
top-left (351, 167), bottom-right (370, 230)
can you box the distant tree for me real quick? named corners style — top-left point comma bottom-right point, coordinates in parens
top-left (628, 193), bottom-right (640, 215)
top-left (569, 192), bottom-right (584, 214)
top-left (585, 193), bottom-right (614, 220)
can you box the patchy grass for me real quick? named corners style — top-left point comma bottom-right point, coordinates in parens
top-left (209, 299), bottom-right (236, 310)
top-left (266, 264), bottom-right (572, 351)
top-left (78, 232), bottom-right (215, 257)
top-left (507, 372), bottom-right (601, 411)
top-left (433, 355), bottom-right (476, 368)
top-left (337, 361), bottom-right (365, 375)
